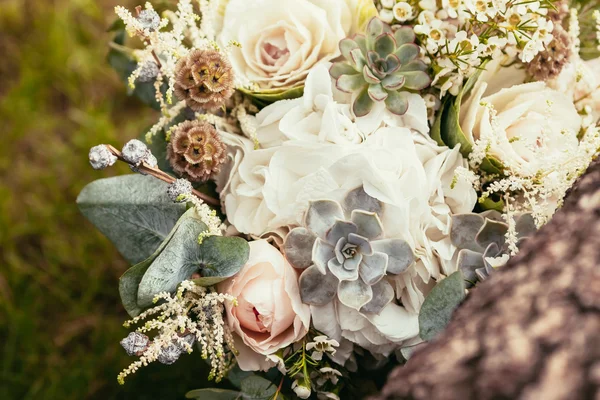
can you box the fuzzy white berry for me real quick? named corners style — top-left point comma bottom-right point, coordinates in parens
top-left (122, 139), bottom-right (149, 166)
top-left (89, 145), bottom-right (117, 170)
top-left (167, 179), bottom-right (193, 202)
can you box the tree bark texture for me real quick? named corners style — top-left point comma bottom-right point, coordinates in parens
top-left (376, 159), bottom-right (600, 400)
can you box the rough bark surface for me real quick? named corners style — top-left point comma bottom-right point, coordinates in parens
top-left (376, 160), bottom-right (600, 400)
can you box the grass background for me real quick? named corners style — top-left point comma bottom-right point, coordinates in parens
top-left (0, 0), bottom-right (211, 398)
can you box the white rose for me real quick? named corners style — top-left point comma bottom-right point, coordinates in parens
top-left (217, 0), bottom-right (375, 90)
top-left (549, 56), bottom-right (600, 126)
top-left (460, 76), bottom-right (581, 175)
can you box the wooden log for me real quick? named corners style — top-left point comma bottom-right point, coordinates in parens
top-left (375, 159), bottom-right (600, 400)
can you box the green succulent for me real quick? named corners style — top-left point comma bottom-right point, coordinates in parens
top-left (330, 17), bottom-right (431, 117)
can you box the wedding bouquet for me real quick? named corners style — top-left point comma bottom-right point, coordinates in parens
top-left (78, 0), bottom-right (600, 398)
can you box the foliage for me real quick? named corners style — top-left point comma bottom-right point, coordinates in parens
top-left (418, 272), bottom-right (466, 341)
top-left (0, 0), bottom-right (219, 398)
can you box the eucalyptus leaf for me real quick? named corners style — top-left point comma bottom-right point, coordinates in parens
top-left (227, 367), bottom-right (255, 389)
top-left (240, 375), bottom-right (278, 400)
top-left (119, 257), bottom-right (154, 317)
top-left (136, 209), bottom-right (208, 308)
top-left (419, 271), bottom-right (466, 341)
top-left (195, 236), bottom-right (250, 282)
top-left (77, 175), bottom-right (186, 264)
top-left (185, 388), bottom-right (242, 400)
top-left (136, 210), bottom-right (249, 307)
top-left (239, 85), bottom-right (304, 108)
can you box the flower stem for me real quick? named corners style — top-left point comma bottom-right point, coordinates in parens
top-left (105, 145), bottom-right (220, 207)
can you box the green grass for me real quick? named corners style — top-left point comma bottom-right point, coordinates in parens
top-left (0, 0), bottom-right (211, 398)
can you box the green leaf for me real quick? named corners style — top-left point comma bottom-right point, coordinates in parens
top-left (192, 235), bottom-right (250, 286)
top-left (136, 209), bottom-right (250, 307)
top-left (419, 271), bottom-right (466, 341)
top-left (227, 367), bottom-right (255, 390)
top-left (436, 62), bottom-right (504, 175)
top-left (136, 208), bottom-right (208, 308)
top-left (185, 388), bottom-right (242, 400)
top-left (240, 376), bottom-right (278, 400)
top-left (239, 85), bottom-right (304, 108)
top-left (119, 257), bottom-right (154, 317)
top-left (77, 175), bottom-right (186, 264)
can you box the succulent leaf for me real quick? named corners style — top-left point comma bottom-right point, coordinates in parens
top-left (349, 48), bottom-right (367, 71)
top-left (338, 279), bottom-right (373, 310)
top-left (330, 62), bottom-right (357, 79)
top-left (381, 74), bottom-right (406, 90)
top-left (395, 43), bottom-right (420, 64)
top-left (300, 265), bottom-right (339, 306)
top-left (336, 74), bottom-right (366, 93)
top-left (385, 90), bottom-right (410, 115)
top-left (399, 59), bottom-right (429, 72)
top-left (371, 238), bottom-right (414, 274)
top-left (284, 227), bottom-right (317, 269)
top-left (394, 26), bottom-right (416, 46)
top-left (363, 65), bottom-right (382, 84)
top-left (366, 17), bottom-right (387, 43)
top-left (374, 33), bottom-right (397, 59)
top-left (401, 71), bottom-right (432, 90)
top-left (360, 279), bottom-right (394, 315)
top-left (353, 86), bottom-right (375, 117)
top-left (340, 38), bottom-right (360, 62)
top-left (384, 54), bottom-right (401, 74)
top-left (359, 251), bottom-right (389, 285)
top-left (368, 83), bottom-right (388, 101)
top-left (305, 200), bottom-right (345, 239)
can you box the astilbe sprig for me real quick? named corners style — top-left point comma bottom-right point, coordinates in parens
top-left (118, 281), bottom-right (237, 384)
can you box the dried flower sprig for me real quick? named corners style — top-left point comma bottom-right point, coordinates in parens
top-left (88, 142), bottom-right (220, 206)
top-left (118, 281), bottom-right (237, 384)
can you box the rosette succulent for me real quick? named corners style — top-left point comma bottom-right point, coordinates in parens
top-left (451, 211), bottom-right (537, 287)
top-left (330, 17), bottom-right (431, 117)
top-left (283, 187), bottom-right (415, 315)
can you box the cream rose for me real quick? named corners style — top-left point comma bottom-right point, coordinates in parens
top-left (219, 240), bottom-right (310, 371)
top-left (460, 76), bottom-right (581, 175)
top-left (217, 0), bottom-right (375, 90)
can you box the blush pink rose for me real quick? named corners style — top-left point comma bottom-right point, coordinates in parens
top-left (219, 239), bottom-right (310, 371)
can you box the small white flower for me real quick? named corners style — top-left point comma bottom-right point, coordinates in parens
top-left (485, 254), bottom-right (510, 268)
top-left (306, 335), bottom-right (340, 361)
top-left (393, 2), bottom-right (414, 22)
top-left (292, 380), bottom-right (312, 399)
top-left (379, 8), bottom-right (395, 23)
top-left (380, 0), bottom-right (395, 9)
top-left (317, 367), bottom-right (342, 386)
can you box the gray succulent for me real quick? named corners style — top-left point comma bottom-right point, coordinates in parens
top-left (283, 187), bottom-right (415, 315)
top-left (451, 211), bottom-right (537, 287)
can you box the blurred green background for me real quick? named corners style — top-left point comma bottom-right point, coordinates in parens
top-left (0, 0), bottom-right (210, 398)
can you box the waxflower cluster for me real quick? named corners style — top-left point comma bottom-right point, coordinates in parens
top-left (79, 0), bottom-right (600, 398)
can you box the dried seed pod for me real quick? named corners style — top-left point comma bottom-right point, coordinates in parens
top-left (527, 25), bottom-right (572, 81)
top-left (167, 120), bottom-right (227, 182)
top-left (174, 49), bottom-right (235, 111)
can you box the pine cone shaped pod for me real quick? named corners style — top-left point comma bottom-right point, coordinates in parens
top-left (167, 120), bottom-right (227, 182)
top-left (174, 49), bottom-right (235, 111)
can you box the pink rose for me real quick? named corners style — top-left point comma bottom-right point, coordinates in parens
top-left (220, 240), bottom-right (311, 371)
